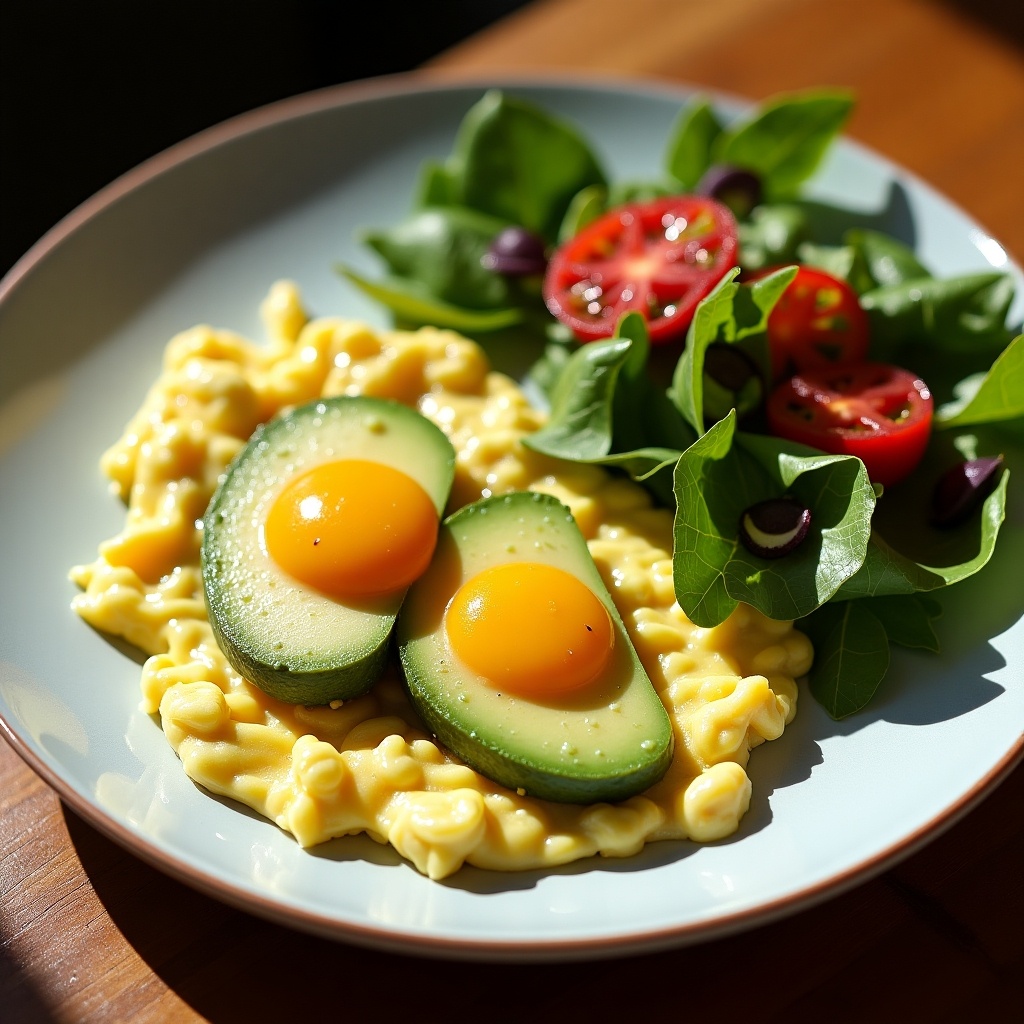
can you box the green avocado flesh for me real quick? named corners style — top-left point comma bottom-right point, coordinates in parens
top-left (397, 491), bottom-right (674, 804)
top-left (201, 396), bottom-right (455, 705)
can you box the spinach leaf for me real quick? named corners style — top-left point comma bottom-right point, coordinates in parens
top-left (664, 97), bottom-right (723, 190)
top-left (336, 265), bottom-right (524, 333)
top-left (935, 334), bottom-right (1024, 427)
top-left (860, 271), bottom-right (1016, 357)
top-left (672, 416), bottom-right (875, 627)
top-left (737, 204), bottom-right (812, 271)
top-left (557, 184), bottom-right (608, 242)
top-left (522, 314), bottom-right (689, 499)
top-left (713, 89), bottom-right (855, 200)
top-left (362, 207), bottom-right (518, 311)
top-left (668, 266), bottom-right (795, 433)
top-left (526, 334), bottom-right (633, 459)
top-left (801, 600), bottom-right (890, 719)
top-left (416, 159), bottom-right (459, 207)
top-left (446, 90), bottom-right (608, 243)
top-left (843, 228), bottom-right (929, 288)
top-left (869, 593), bottom-right (942, 652)
top-left (794, 240), bottom-right (879, 295)
top-left (835, 460), bottom-right (1009, 598)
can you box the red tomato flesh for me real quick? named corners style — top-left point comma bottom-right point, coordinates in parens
top-left (543, 195), bottom-right (739, 344)
top-left (766, 362), bottom-right (933, 488)
top-left (752, 265), bottom-right (870, 381)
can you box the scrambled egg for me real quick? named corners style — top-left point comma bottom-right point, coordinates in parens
top-left (70, 281), bottom-right (813, 880)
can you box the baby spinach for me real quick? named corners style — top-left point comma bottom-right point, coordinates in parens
top-left (523, 313), bottom-right (691, 502)
top-left (801, 600), bottom-right (891, 718)
top-left (861, 272), bottom-right (1016, 357)
top-left (665, 98), bottom-right (724, 190)
top-left (337, 85), bottom-right (1019, 719)
top-left (444, 89), bottom-right (608, 243)
top-left (665, 89), bottom-right (855, 201)
top-left (673, 415), bottom-right (875, 626)
top-left (935, 333), bottom-right (1024, 427)
top-left (336, 265), bottom-right (524, 333)
top-left (668, 266), bottom-right (795, 433)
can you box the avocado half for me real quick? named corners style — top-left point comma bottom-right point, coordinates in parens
top-left (201, 395), bottom-right (455, 705)
top-left (397, 491), bottom-right (674, 804)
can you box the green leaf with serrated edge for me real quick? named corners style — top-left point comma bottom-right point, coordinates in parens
top-left (802, 601), bottom-right (891, 719)
top-left (870, 594), bottom-right (942, 652)
top-left (336, 265), bottom-right (523, 333)
top-left (447, 90), bottom-right (607, 243)
top-left (713, 89), bottom-right (855, 200)
top-left (936, 334), bottom-right (1024, 427)
top-left (664, 97), bottom-right (724, 190)
top-left (672, 419), bottom-right (874, 627)
top-left (669, 266), bottom-right (796, 433)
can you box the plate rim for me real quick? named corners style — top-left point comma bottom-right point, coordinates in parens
top-left (1, 68), bottom-right (1022, 962)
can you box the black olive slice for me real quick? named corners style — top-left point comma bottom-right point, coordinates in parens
top-left (929, 456), bottom-right (1005, 528)
top-left (739, 497), bottom-right (812, 558)
top-left (696, 164), bottom-right (763, 220)
top-left (481, 226), bottom-right (548, 277)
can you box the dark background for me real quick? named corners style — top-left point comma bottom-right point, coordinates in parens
top-left (0, 0), bottom-right (533, 278)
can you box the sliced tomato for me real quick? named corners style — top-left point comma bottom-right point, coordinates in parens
top-left (752, 265), bottom-right (870, 381)
top-left (766, 362), bottom-right (933, 488)
top-left (542, 195), bottom-right (739, 344)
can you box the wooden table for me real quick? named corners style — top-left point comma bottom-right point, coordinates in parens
top-left (3, 0), bottom-right (1022, 1018)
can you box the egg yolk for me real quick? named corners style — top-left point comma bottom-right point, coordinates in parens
top-left (444, 562), bottom-right (614, 698)
top-left (263, 459), bottom-right (438, 599)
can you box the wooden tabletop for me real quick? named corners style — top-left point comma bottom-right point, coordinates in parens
top-left (3, 0), bottom-right (1023, 1019)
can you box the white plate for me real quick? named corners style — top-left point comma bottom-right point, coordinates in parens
top-left (1, 74), bottom-right (1022, 963)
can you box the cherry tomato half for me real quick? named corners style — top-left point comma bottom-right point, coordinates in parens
top-left (766, 362), bottom-right (933, 488)
top-left (543, 195), bottom-right (739, 345)
top-left (751, 265), bottom-right (870, 381)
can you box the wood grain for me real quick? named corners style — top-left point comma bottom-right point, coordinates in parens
top-left (3, 0), bottom-right (1023, 1019)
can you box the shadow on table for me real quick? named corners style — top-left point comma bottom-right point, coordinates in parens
top-left (938, 0), bottom-right (1024, 49)
top-left (0, 946), bottom-right (59, 1024)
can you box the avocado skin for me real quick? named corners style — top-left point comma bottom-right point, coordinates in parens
top-left (201, 396), bottom-right (454, 706)
top-left (204, 583), bottom-right (391, 705)
top-left (397, 491), bottom-right (674, 804)
top-left (402, 658), bottom-right (674, 804)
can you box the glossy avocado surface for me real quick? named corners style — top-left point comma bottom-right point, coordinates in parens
top-left (397, 491), bottom-right (674, 803)
top-left (202, 395), bottom-right (454, 705)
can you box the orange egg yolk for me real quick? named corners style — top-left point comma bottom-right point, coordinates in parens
top-left (263, 459), bottom-right (438, 599)
top-left (444, 562), bottom-right (614, 698)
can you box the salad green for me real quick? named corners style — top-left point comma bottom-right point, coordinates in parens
top-left (338, 87), bottom-right (1022, 718)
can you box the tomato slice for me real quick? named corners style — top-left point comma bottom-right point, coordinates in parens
top-left (752, 265), bottom-right (870, 381)
top-left (766, 362), bottom-right (933, 488)
top-left (542, 195), bottom-right (739, 344)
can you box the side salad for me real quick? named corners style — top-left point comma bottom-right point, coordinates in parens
top-left (337, 87), bottom-right (1022, 718)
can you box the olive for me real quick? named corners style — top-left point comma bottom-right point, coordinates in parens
top-left (481, 226), bottom-right (548, 277)
top-left (929, 455), bottom-right (1005, 528)
top-left (739, 496), bottom-right (812, 558)
top-left (695, 164), bottom-right (763, 220)
top-left (703, 342), bottom-right (763, 422)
